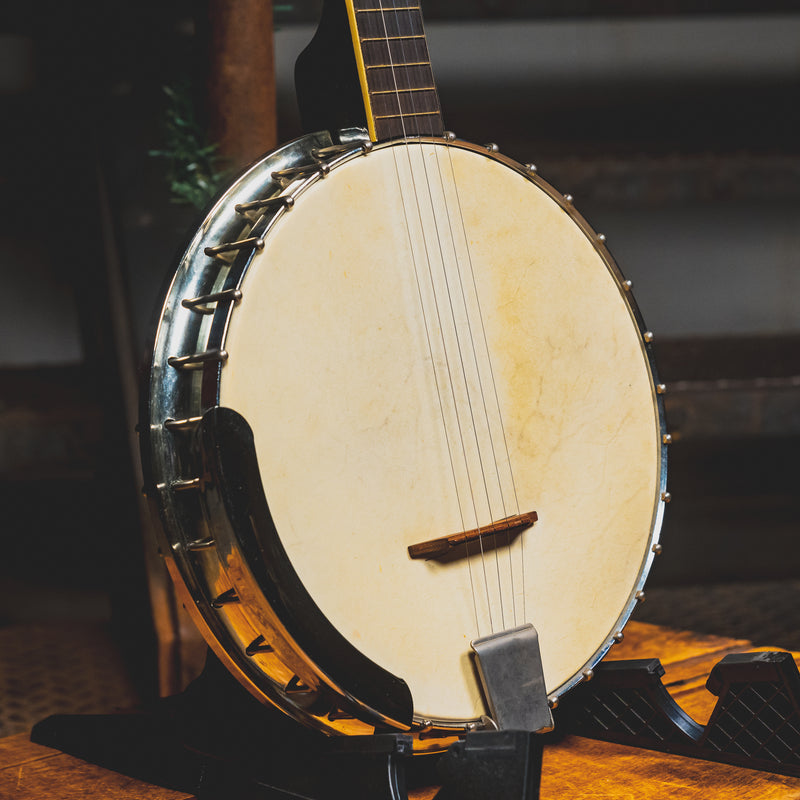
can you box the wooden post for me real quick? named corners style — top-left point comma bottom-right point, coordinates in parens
top-left (207, 0), bottom-right (277, 172)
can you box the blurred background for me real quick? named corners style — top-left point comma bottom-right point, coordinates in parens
top-left (0, 0), bottom-right (798, 737)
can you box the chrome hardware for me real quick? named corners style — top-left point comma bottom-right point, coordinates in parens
top-left (636, 590), bottom-right (646, 603)
top-left (548, 696), bottom-right (559, 710)
top-left (485, 142), bottom-right (499, 153)
top-left (613, 631), bottom-right (624, 643)
top-left (312, 141), bottom-right (372, 159)
top-left (246, 635), bottom-right (274, 656)
top-left (336, 126), bottom-right (370, 145)
top-left (662, 491), bottom-right (672, 503)
top-left (662, 433), bottom-right (673, 445)
top-left (186, 537), bottom-right (215, 551)
top-left (597, 233), bottom-right (607, 243)
top-left (164, 416), bottom-right (204, 432)
top-left (652, 543), bottom-right (663, 555)
top-left (656, 383), bottom-right (667, 394)
top-left (465, 717), bottom-right (498, 732)
top-left (182, 289), bottom-right (242, 315)
top-left (471, 624), bottom-right (554, 733)
top-left (312, 144), bottom-right (352, 159)
top-left (524, 163), bottom-right (537, 173)
top-left (582, 669), bottom-right (594, 682)
top-left (212, 588), bottom-right (240, 608)
top-left (204, 237), bottom-right (265, 262)
top-left (563, 193), bottom-right (574, 204)
top-left (168, 349), bottom-right (228, 371)
top-left (272, 162), bottom-right (330, 185)
top-left (643, 331), bottom-right (654, 343)
top-left (235, 196), bottom-right (294, 219)
top-left (443, 131), bottom-right (457, 142)
top-left (622, 279), bottom-right (633, 291)
top-left (171, 478), bottom-right (201, 492)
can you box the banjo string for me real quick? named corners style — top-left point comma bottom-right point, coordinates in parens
top-left (374, 0), bottom-right (492, 632)
top-left (436, 147), bottom-right (526, 625)
top-left (431, 131), bottom-right (520, 628)
top-left (384, 0), bottom-right (524, 627)
top-left (387, 0), bottom-right (523, 630)
top-left (383, 4), bottom-right (509, 632)
top-left (416, 3), bottom-right (525, 629)
top-left (392, 155), bottom-right (483, 633)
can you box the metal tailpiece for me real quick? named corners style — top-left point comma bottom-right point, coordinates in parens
top-left (471, 624), bottom-right (554, 734)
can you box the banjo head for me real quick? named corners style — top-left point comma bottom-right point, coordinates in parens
top-left (143, 133), bottom-right (667, 750)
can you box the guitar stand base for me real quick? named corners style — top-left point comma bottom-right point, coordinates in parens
top-left (30, 651), bottom-right (543, 799)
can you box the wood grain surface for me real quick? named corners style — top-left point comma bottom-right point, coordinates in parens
top-left (3, 621), bottom-right (800, 799)
top-left (0, 735), bottom-right (192, 800)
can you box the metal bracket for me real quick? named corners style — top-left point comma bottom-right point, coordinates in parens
top-left (336, 126), bottom-right (371, 145)
top-left (471, 624), bottom-right (554, 734)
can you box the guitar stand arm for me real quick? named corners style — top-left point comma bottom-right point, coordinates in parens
top-left (555, 651), bottom-right (800, 778)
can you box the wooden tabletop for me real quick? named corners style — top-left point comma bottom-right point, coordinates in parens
top-left (3, 621), bottom-right (800, 799)
top-left (0, 733), bottom-right (192, 800)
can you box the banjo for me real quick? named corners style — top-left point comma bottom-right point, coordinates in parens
top-left (142, 0), bottom-right (668, 752)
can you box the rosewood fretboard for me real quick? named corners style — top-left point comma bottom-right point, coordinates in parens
top-left (347, 0), bottom-right (444, 141)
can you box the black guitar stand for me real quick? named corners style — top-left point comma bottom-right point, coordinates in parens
top-left (30, 650), bottom-right (544, 800)
top-left (31, 644), bottom-right (800, 796)
top-left (555, 650), bottom-right (800, 778)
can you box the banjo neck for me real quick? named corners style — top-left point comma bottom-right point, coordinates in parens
top-left (345, 1), bottom-right (444, 141)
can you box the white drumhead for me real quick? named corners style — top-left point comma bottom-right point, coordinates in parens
top-left (220, 141), bottom-right (661, 723)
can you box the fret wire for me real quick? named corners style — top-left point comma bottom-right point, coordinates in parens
top-left (366, 61), bottom-right (429, 68)
top-left (374, 110), bottom-right (440, 119)
top-left (357, 13), bottom-right (423, 39)
top-left (361, 35), bottom-right (425, 41)
top-left (371, 87), bottom-right (436, 94)
top-left (356, 5), bottom-right (420, 10)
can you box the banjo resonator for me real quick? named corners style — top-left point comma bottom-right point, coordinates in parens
top-left (141, 0), bottom-right (668, 753)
